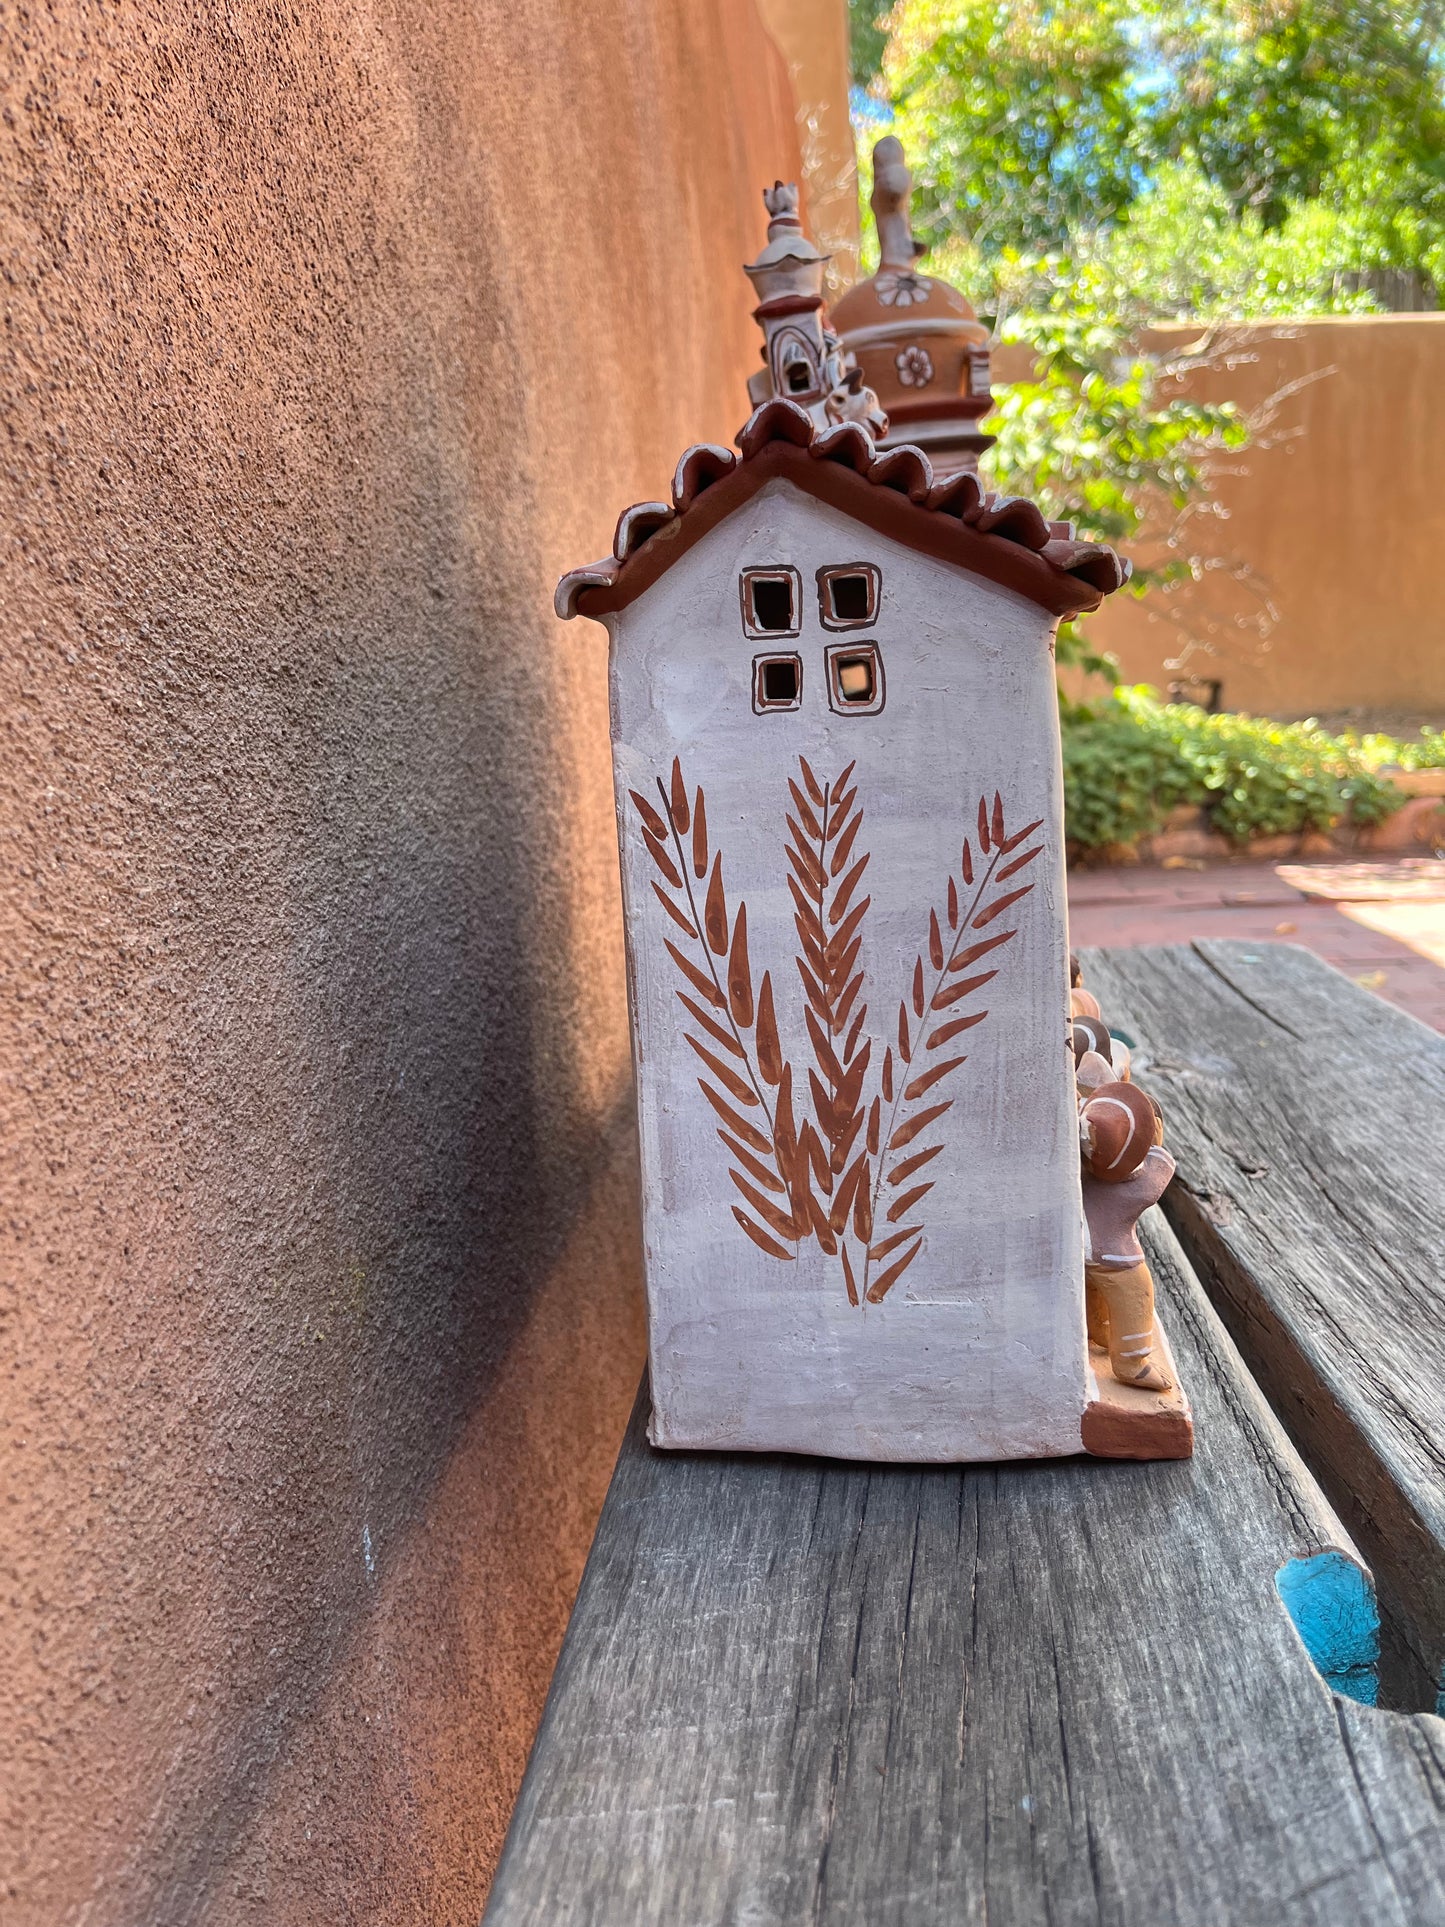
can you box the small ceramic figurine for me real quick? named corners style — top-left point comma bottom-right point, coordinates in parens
top-left (1079, 1083), bottom-right (1174, 1391)
top-left (1069, 951), bottom-right (1102, 1019)
top-left (1071, 1015), bottom-right (1131, 1096)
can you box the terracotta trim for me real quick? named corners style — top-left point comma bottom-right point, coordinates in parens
top-left (843, 316), bottom-right (990, 350)
top-left (751, 293), bottom-right (824, 321)
top-left (887, 396), bottom-right (993, 427)
top-left (571, 443), bottom-right (1108, 622)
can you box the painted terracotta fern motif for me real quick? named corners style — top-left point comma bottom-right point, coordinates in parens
top-left (634, 759), bottom-right (805, 1264)
top-left (861, 792), bottom-right (1043, 1302)
top-left (634, 761), bottom-right (1043, 1304)
top-left (787, 757), bottom-right (874, 1304)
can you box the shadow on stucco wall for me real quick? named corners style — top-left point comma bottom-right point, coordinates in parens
top-left (0, 0), bottom-right (848, 1920)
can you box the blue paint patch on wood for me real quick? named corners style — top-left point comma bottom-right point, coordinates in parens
top-left (1275, 1552), bottom-right (1379, 1706)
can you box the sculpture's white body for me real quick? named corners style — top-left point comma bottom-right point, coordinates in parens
top-left (603, 478), bottom-right (1088, 1460)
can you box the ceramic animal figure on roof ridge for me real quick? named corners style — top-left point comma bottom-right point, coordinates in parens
top-left (556, 182), bottom-right (1186, 1464)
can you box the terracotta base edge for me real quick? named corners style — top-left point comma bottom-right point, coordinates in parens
top-left (1081, 1311), bottom-right (1194, 1461)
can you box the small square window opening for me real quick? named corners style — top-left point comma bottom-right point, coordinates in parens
top-left (740, 566), bottom-right (801, 639)
top-left (837, 656), bottom-right (874, 702)
top-left (818, 563), bottom-right (880, 630)
top-left (753, 652), bottom-right (803, 713)
top-left (825, 641), bottom-right (885, 716)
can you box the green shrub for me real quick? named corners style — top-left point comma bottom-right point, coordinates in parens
top-left (1061, 688), bottom-right (1408, 850)
top-left (1350, 728), bottom-right (1445, 773)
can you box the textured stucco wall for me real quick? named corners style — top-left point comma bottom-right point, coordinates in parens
top-left (1083, 317), bottom-right (1445, 720)
top-left (0, 3), bottom-right (848, 1921)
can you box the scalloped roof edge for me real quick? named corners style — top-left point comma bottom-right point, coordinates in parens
top-left (555, 398), bottom-right (1129, 623)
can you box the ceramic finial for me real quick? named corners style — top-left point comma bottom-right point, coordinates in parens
top-left (762, 181), bottom-right (803, 233)
top-left (871, 136), bottom-right (924, 271)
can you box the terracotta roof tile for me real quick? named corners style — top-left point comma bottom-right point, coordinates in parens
top-left (556, 399), bottom-right (1128, 622)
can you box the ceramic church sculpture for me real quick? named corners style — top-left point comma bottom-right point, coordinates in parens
top-left (557, 176), bottom-right (1192, 1463)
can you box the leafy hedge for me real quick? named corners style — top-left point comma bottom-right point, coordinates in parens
top-left (1059, 688), bottom-right (1439, 851)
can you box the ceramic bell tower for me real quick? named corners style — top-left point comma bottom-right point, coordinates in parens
top-left (744, 183), bottom-right (888, 439)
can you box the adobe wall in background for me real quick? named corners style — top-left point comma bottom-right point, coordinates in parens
top-left (1079, 316), bottom-right (1445, 722)
top-left (0, 3), bottom-right (848, 1922)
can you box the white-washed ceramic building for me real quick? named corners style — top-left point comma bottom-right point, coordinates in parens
top-left (557, 188), bottom-right (1132, 1461)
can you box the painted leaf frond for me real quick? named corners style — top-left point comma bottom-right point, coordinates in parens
top-left (788, 778), bottom-right (821, 841)
top-left (844, 1002), bottom-right (868, 1059)
top-left (699, 1081), bottom-right (770, 1152)
top-left (728, 903), bottom-right (754, 1027)
top-left (719, 1130), bottom-right (787, 1193)
top-left (866, 1238), bottom-right (922, 1302)
top-left (903, 1056), bottom-right (966, 1101)
top-left (927, 1011), bottom-right (988, 1049)
top-left (996, 843), bottom-right (1043, 883)
top-left (670, 758), bottom-right (690, 834)
top-left (652, 882), bottom-right (698, 939)
top-left (733, 1206), bottom-right (794, 1261)
top-left (887, 1180), bottom-right (935, 1223)
top-left (704, 854), bottom-right (729, 952)
top-left (730, 1169), bottom-right (801, 1241)
top-left (950, 930), bottom-right (1016, 971)
top-left (972, 884), bottom-right (1034, 930)
top-left (840, 1243), bottom-right (859, 1306)
top-left (630, 789), bottom-right (667, 839)
top-left (755, 974), bottom-right (783, 1084)
top-left (829, 853), bottom-right (870, 925)
top-left (932, 968), bottom-right (998, 1010)
top-left (679, 991), bottom-right (746, 1057)
top-left (686, 1038), bottom-right (758, 1105)
top-left (888, 1141), bottom-right (944, 1186)
top-left (643, 828), bottom-right (683, 889)
top-left (891, 1100), bottom-right (952, 1149)
top-left (867, 1226), bottom-right (917, 1263)
top-left (665, 939), bottom-right (725, 1007)
top-left (692, 789), bottom-right (708, 877)
top-left (829, 810), bottom-right (863, 878)
top-left (999, 816), bottom-right (1043, 855)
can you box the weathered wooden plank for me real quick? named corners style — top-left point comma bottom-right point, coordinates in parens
top-left (485, 1212), bottom-right (1445, 1926)
top-left (1085, 940), bottom-right (1445, 1705)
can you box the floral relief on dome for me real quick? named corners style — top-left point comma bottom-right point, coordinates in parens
top-left (895, 345), bottom-right (934, 389)
top-left (875, 269), bottom-right (933, 308)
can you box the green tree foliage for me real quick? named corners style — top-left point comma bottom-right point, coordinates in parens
top-left (849, 0), bottom-right (892, 87)
top-left (852, 2), bottom-right (1442, 840)
top-left (877, 0), bottom-right (1445, 305)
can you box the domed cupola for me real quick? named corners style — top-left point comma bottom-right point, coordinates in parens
top-left (832, 137), bottom-right (994, 476)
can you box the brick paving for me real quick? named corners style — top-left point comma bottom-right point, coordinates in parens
top-left (1068, 860), bottom-right (1445, 1033)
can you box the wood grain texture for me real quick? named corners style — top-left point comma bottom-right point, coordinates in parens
top-left (485, 1211), bottom-right (1445, 1926)
top-left (1084, 941), bottom-right (1445, 1703)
